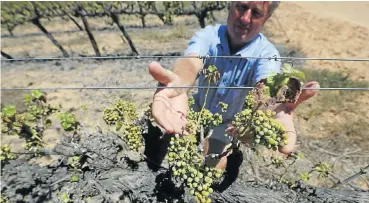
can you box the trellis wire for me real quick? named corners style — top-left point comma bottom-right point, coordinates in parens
top-left (2, 55), bottom-right (369, 62)
top-left (1, 86), bottom-right (368, 91)
top-left (2, 55), bottom-right (368, 91)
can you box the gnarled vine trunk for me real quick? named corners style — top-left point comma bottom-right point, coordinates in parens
top-left (1, 122), bottom-right (368, 203)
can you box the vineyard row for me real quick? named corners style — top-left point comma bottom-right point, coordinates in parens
top-left (1, 1), bottom-right (229, 59)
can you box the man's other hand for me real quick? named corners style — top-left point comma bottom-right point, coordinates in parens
top-left (225, 81), bottom-right (320, 155)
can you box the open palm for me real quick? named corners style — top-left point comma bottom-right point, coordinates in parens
top-left (149, 62), bottom-right (189, 134)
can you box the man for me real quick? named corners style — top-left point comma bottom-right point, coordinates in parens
top-left (148, 1), bottom-right (319, 169)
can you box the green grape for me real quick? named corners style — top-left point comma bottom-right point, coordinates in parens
top-left (214, 171), bottom-right (222, 178)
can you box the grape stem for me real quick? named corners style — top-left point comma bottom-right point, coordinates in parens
top-left (196, 80), bottom-right (211, 127)
top-left (279, 159), bottom-right (297, 181)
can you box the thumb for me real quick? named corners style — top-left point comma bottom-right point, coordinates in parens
top-left (149, 61), bottom-right (178, 86)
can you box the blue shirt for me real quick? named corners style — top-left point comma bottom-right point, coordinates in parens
top-left (184, 24), bottom-right (282, 123)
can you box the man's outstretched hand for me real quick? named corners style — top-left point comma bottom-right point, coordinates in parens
top-left (149, 61), bottom-right (189, 135)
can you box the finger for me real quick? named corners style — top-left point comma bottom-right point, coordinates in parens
top-left (148, 61), bottom-right (178, 85)
top-left (169, 108), bottom-right (189, 134)
top-left (233, 127), bottom-right (244, 137)
top-left (152, 97), bottom-right (175, 134)
top-left (299, 81), bottom-right (320, 103)
top-left (272, 110), bottom-right (297, 154)
top-left (225, 126), bottom-right (235, 134)
top-left (215, 156), bottom-right (227, 170)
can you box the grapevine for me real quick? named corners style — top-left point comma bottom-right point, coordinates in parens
top-left (1, 90), bottom-right (59, 153)
top-left (0, 144), bottom-right (17, 166)
top-left (1, 1), bottom-right (228, 35)
top-left (165, 64), bottom-right (225, 203)
top-left (161, 63), bottom-right (306, 202)
top-left (0, 71), bottom-right (367, 202)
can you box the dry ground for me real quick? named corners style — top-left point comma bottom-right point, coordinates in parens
top-left (1, 2), bottom-right (368, 190)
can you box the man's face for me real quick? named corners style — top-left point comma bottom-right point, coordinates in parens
top-left (227, 1), bottom-right (271, 46)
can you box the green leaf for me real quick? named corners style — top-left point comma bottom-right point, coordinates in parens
top-left (1, 105), bottom-right (16, 117)
top-left (300, 172), bottom-right (310, 182)
top-left (207, 65), bottom-right (217, 73)
top-left (323, 163), bottom-right (332, 170)
top-left (288, 71), bottom-right (305, 82)
top-left (263, 86), bottom-right (271, 97)
top-left (60, 192), bottom-right (70, 203)
top-left (70, 175), bottom-right (79, 182)
top-left (266, 75), bottom-right (276, 86)
top-left (62, 122), bottom-right (72, 130)
top-left (282, 63), bottom-right (306, 81)
top-left (24, 94), bottom-right (32, 104)
top-left (31, 90), bottom-right (43, 99)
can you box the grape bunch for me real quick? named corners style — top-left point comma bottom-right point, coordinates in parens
top-left (103, 107), bottom-right (121, 126)
top-left (230, 64), bottom-right (306, 151)
top-left (251, 109), bottom-right (288, 149)
top-left (233, 92), bottom-right (288, 151)
top-left (121, 124), bottom-right (143, 151)
top-left (168, 134), bottom-right (223, 203)
top-left (103, 99), bottom-right (142, 151)
top-left (103, 99), bottom-right (137, 126)
top-left (186, 108), bottom-right (222, 134)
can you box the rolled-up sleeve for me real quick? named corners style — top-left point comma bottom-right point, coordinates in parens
top-left (184, 25), bottom-right (213, 56)
top-left (253, 45), bottom-right (282, 84)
